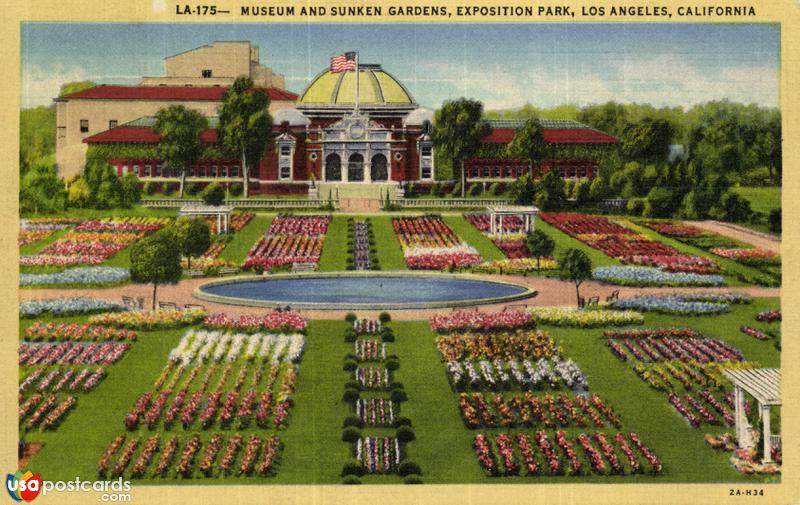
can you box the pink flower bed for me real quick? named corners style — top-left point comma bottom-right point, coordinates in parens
top-left (643, 221), bottom-right (704, 237)
top-left (393, 216), bottom-right (482, 269)
top-left (243, 215), bottom-right (328, 270)
top-left (430, 310), bottom-right (532, 332)
top-left (540, 212), bottom-right (717, 274)
top-left (202, 311), bottom-right (307, 332)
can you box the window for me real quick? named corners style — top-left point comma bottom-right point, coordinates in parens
top-left (492, 166), bottom-right (500, 178)
top-left (212, 165), bottom-right (218, 177)
top-left (277, 139), bottom-right (294, 180)
top-left (121, 165), bottom-right (128, 175)
top-left (482, 166), bottom-right (490, 178)
top-left (109, 120), bottom-right (118, 129)
top-left (579, 166), bottom-right (587, 178)
top-left (57, 126), bottom-right (66, 139)
top-left (230, 166), bottom-right (239, 177)
top-left (419, 143), bottom-right (433, 180)
top-left (80, 119), bottom-right (89, 133)
top-left (202, 69), bottom-right (213, 78)
top-left (148, 165), bottom-right (156, 177)
top-left (221, 166), bottom-right (228, 178)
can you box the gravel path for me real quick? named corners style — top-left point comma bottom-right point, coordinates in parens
top-left (19, 274), bottom-right (780, 321)
top-left (684, 220), bottom-right (781, 253)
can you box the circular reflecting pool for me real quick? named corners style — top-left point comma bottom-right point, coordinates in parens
top-left (195, 273), bottom-right (535, 309)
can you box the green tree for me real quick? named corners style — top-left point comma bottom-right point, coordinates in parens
top-left (19, 106), bottom-right (56, 169)
top-left (540, 169), bottom-right (566, 210)
top-left (526, 229), bottom-right (555, 272)
top-left (643, 186), bottom-right (676, 218)
top-left (174, 218), bottom-right (212, 269)
top-left (621, 117), bottom-right (675, 164)
top-left (153, 105), bottom-right (208, 198)
top-left (507, 118), bottom-right (546, 177)
top-left (202, 182), bottom-right (226, 206)
top-left (67, 177), bottom-right (91, 208)
top-left (129, 229), bottom-right (183, 311)
top-left (119, 173), bottom-right (142, 208)
top-left (510, 174), bottom-right (537, 205)
top-left (58, 81), bottom-right (97, 97)
top-left (574, 180), bottom-right (591, 207)
top-left (710, 191), bottom-right (753, 223)
top-left (559, 248), bottom-right (592, 308)
top-left (431, 98), bottom-right (491, 197)
top-left (19, 162), bottom-right (66, 214)
top-left (588, 176), bottom-right (611, 202)
top-left (218, 77), bottom-right (273, 198)
top-left (769, 208), bottom-right (781, 234)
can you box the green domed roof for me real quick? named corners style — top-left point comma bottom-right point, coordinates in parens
top-left (299, 65), bottom-right (414, 106)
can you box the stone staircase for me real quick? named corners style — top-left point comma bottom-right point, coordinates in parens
top-left (317, 183), bottom-right (400, 213)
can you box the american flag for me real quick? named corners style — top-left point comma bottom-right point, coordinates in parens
top-left (330, 52), bottom-right (357, 72)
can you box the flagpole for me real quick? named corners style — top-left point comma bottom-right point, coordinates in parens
top-left (354, 51), bottom-right (360, 114)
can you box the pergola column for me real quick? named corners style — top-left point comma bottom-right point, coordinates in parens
top-left (761, 404), bottom-right (772, 464)
top-left (499, 214), bottom-right (505, 239)
top-left (217, 213), bottom-right (222, 234)
top-left (734, 385), bottom-right (751, 448)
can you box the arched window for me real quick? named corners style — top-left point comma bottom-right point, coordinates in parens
top-left (348, 153), bottom-right (364, 182)
top-left (371, 154), bottom-right (388, 181)
top-left (325, 153), bottom-right (341, 181)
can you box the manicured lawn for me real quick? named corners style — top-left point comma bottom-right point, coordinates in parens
top-left (443, 215), bottom-right (505, 262)
top-left (733, 186), bottom-right (781, 215)
top-left (370, 216), bottom-right (408, 270)
top-left (536, 219), bottom-right (620, 267)
top-left (218, 214), bottom-right (273, 264)
top-left (318, 215), bottom-right (349, 271)
top-left (21, 298), bottom-right (781, 484)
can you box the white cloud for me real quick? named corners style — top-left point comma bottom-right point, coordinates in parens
top-left (21, 65), bottom-right (141, 108)
top-left (404, 54), bottom-right (778, 110)
top-left (22, 65), bottom-right (93, 108)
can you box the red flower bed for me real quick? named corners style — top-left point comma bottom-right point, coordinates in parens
top-left (243, 215), bottom-right (328, 269)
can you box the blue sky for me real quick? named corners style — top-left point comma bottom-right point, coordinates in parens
top-left (21, 23), bottom-right (779, 109)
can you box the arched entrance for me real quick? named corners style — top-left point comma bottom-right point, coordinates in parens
top-left (348, 153), bottom-right (364, 182)
top-left (325, 153), bottom-right (341, 181)
top-left (370, 153), bottom-right (388, 181)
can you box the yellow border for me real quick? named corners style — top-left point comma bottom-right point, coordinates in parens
top-left (3, 1), bottom-right (799, 504)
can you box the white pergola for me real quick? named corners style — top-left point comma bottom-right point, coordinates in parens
top-left (723, 368), bottom-right (781, 464)
top-left (485, 205), bottom-right (539, 238)
top-left (178, 205), bottom-right (234, 234)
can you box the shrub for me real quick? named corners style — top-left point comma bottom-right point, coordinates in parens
top-left (391, 389), bottom-right (408, 403)
top-left (343, 359), bottom-right (358, 371)
top-left (468, 183), bottom-right (482, 197)
top-left (381, 327), bottom-right (395, 343)
top-left (393, 416), bottom-right (412, 428)
top-left (769, 208), bottom-right (781, 233)
top-left (344, 380), bottom-right (361, 391)
top-left (379, 312), bottom-right (392, 324)
top-left (143, 181), bottom-right (156, 195)
top-left (398, 460), bottom-right (421, 476)
top-left (229, 182), bottom-right (243, 197)
top-left (345, 312), bottom-right (357, 323)
top-left (342, 388), bottom-right (360, 403)
top-left (344, 328), bottom-right (357, 343)
top-left (385, 358), bottom-right (400, 371)
top-left (342, 476), bottom-right (362, 485)
top-left (390, 382), bottom-right (404, 390)
top-left (489, 182), bottom-right (502, 196)
top-left (186, 182), bottom-right (200, 196)
top-left (404, 474), bottom-right (423, 484)
top-left (341, 427), bottom-right (361, 443)
top-left (341, 461), bottom-right (365, 477)
top-left (627, 197), bottom-right (645, 216)
top-left (202, 182), bottom-right (226, 206)
top-left (343, 415), bottom-right (364, 429)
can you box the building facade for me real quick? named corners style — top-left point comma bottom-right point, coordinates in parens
top-left (55, 41), bottom-right (293, 179)
top-left (82, 61), bottom-right (436, 192)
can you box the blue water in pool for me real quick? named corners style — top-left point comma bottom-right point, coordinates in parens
top-left (200, 276), bottom-right (528, 306)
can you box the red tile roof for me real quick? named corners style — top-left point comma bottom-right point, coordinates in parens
top-left (482, 126), bottom-right (620, 145)
top-left (84, 126), bottom-right (218, 144)
top-left (61, 85), bottom-right (298, 102)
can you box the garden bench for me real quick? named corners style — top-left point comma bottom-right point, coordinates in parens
top-left (219, 267), bottom-right (240, 275)
top-left (292, 263), bottom-right (316, 273)
top-left (587, 296), bottom-right (600, 307)
top-left (185, 269), bottom-right (204, 278)
top-left (184, 303), bottom-right (206, 311)
top-left (606, 290), bottom-right (620, 302)
top-left (158, 302), bottom-right (178, 310)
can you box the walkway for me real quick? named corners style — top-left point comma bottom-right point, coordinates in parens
top-left (20, 274), bottom-right (780, 321)
top-left (685, 220), bottom-right (781, 253)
